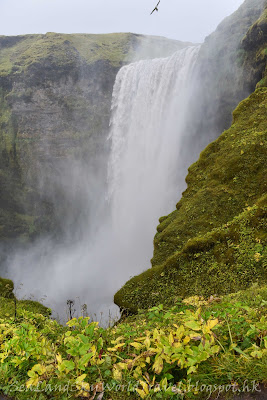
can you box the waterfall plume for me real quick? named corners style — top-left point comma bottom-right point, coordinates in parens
top-left (107, 46), bottom-right (200, 271)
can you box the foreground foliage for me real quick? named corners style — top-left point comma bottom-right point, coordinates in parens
top-left (0, 285), bottom-right (266, 399)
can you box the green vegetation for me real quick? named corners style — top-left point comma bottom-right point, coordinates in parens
top-left (114, 86), bottom-right (267, 313)
top-left (0, 297), bottom-right (51, 320)
top-left (0, 277), bottom-right (50, 319)
top-left (154, 88), bottom-right (266, 265)
top-left (0, 3), bottom-right (266, 399)
top-left (0, 277), bottom-right (14, 298)
top-left (113, 2), bottom-right (267, 311)
top-left (0, 284), bottom-right (266, 399)
top-left (0, 32), bottom-right (186, 77)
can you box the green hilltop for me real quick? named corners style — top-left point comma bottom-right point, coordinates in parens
top-left (0, 32), bottom-right (188, 76)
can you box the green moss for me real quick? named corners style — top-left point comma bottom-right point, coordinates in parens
top-left (0, 276), bottom-right (50, 317)
top-left (114, 88), bottom-right (267, 313)
top-left (0, 32), bottom-right (187, 76)
top-left (115, 196), bottom-right (267, 313)
top-left (153, 88), bottom-right (267, 267)
top-left (0, 297), bottom-right (51, 319)
top-left (0, 277), bottom-right (14, 298)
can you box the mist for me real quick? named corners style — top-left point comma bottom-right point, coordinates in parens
top-left (4, 40), bottom-right (204, 324)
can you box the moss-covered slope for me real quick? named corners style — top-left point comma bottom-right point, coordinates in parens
top-left (153, 88), bottom-right (267, 267)
top-left (0, 276), bottom-right (50, 317)
top-left (114, 86), bottom-right (267, 313)
top-left (0, 277), bottom-right (14, 298)
top-left (114, 3), bottom-right (267, 314)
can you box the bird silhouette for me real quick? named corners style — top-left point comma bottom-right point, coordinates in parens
top-left (150, 0), bottom-right (160, 15)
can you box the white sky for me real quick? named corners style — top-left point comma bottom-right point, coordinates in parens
top-left (0, 0), bottom-right (244, 43)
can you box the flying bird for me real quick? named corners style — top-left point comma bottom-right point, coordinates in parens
top-left (150, 0), bottom-right (160, 15)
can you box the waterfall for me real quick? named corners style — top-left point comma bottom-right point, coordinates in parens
top-left (6, 46), bottom-right (200, 323)
top-left (107, 46), bottom-right (200, 273)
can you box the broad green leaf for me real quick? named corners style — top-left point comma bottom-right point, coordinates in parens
top-left (26, 377), bottom-right (39, 388)
top-left (66, 318), bottom-right (78, 327)
top-left (136, 388), bottom-right (147, 399)
top-left (107, 342), bottom-right (125, 351)
top-left (78, 343), bottom-right (92, 355)
top-left (153, 356), bottom-right (164, 374)
top-left (207, 318), bottom-right (219, 330)
top-left (85, 323), bottom-right (95, 338)
top-left (79, 352), bottom-right (93, 367)
top-left (130, 342), bottom-right (143, 351)
top-left (184, 321), bottom-right (201, 331)
top-left (139, 380), bottom-right (149, 395)
top-left (27, 371), bottom-right (37, 378)
top-left (77, 334), bottom-right (89, 344)
top-left (113, 366), bottom-right (122, 381)
top-left (56, 354), bottom-right (62, 364)
top-left (76, 374), bottom-right (87, 384)
top-left (62, 360), bottom-right (75, 371)
top-left (32, 364), bottom-right (46, 375)
top-left (183, 336), bottom-right (190, 344)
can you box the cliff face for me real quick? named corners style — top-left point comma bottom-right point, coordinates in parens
top-left (0, 33), bottom-right (187, 245)
top-left (242, 5), bottom-right (267, 88)
top-left (114, 3), bottom-right (267, 313)
top-left (187, 0), bottom-right (266, 154)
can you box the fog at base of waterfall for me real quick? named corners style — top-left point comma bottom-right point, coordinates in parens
top-left (5, 45), bottom-right (201, 325)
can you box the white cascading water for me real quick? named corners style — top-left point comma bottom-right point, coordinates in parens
top-left (6, 46), bottom-right (200, 323)
top-left (107, 46), bottom-right (200, 274)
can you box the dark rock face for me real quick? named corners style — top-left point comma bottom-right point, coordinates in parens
top-left (188, 0), bottom-right (266, 150)
top-left (242, 7), bottom-right (267, 50)
top-left (0, 33), bottom-right (187, 247)
top-left (241, 5), bottom-right (267, 88)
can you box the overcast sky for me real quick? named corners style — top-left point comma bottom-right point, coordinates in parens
top-left (1, 0), bottom-right (244, 43)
